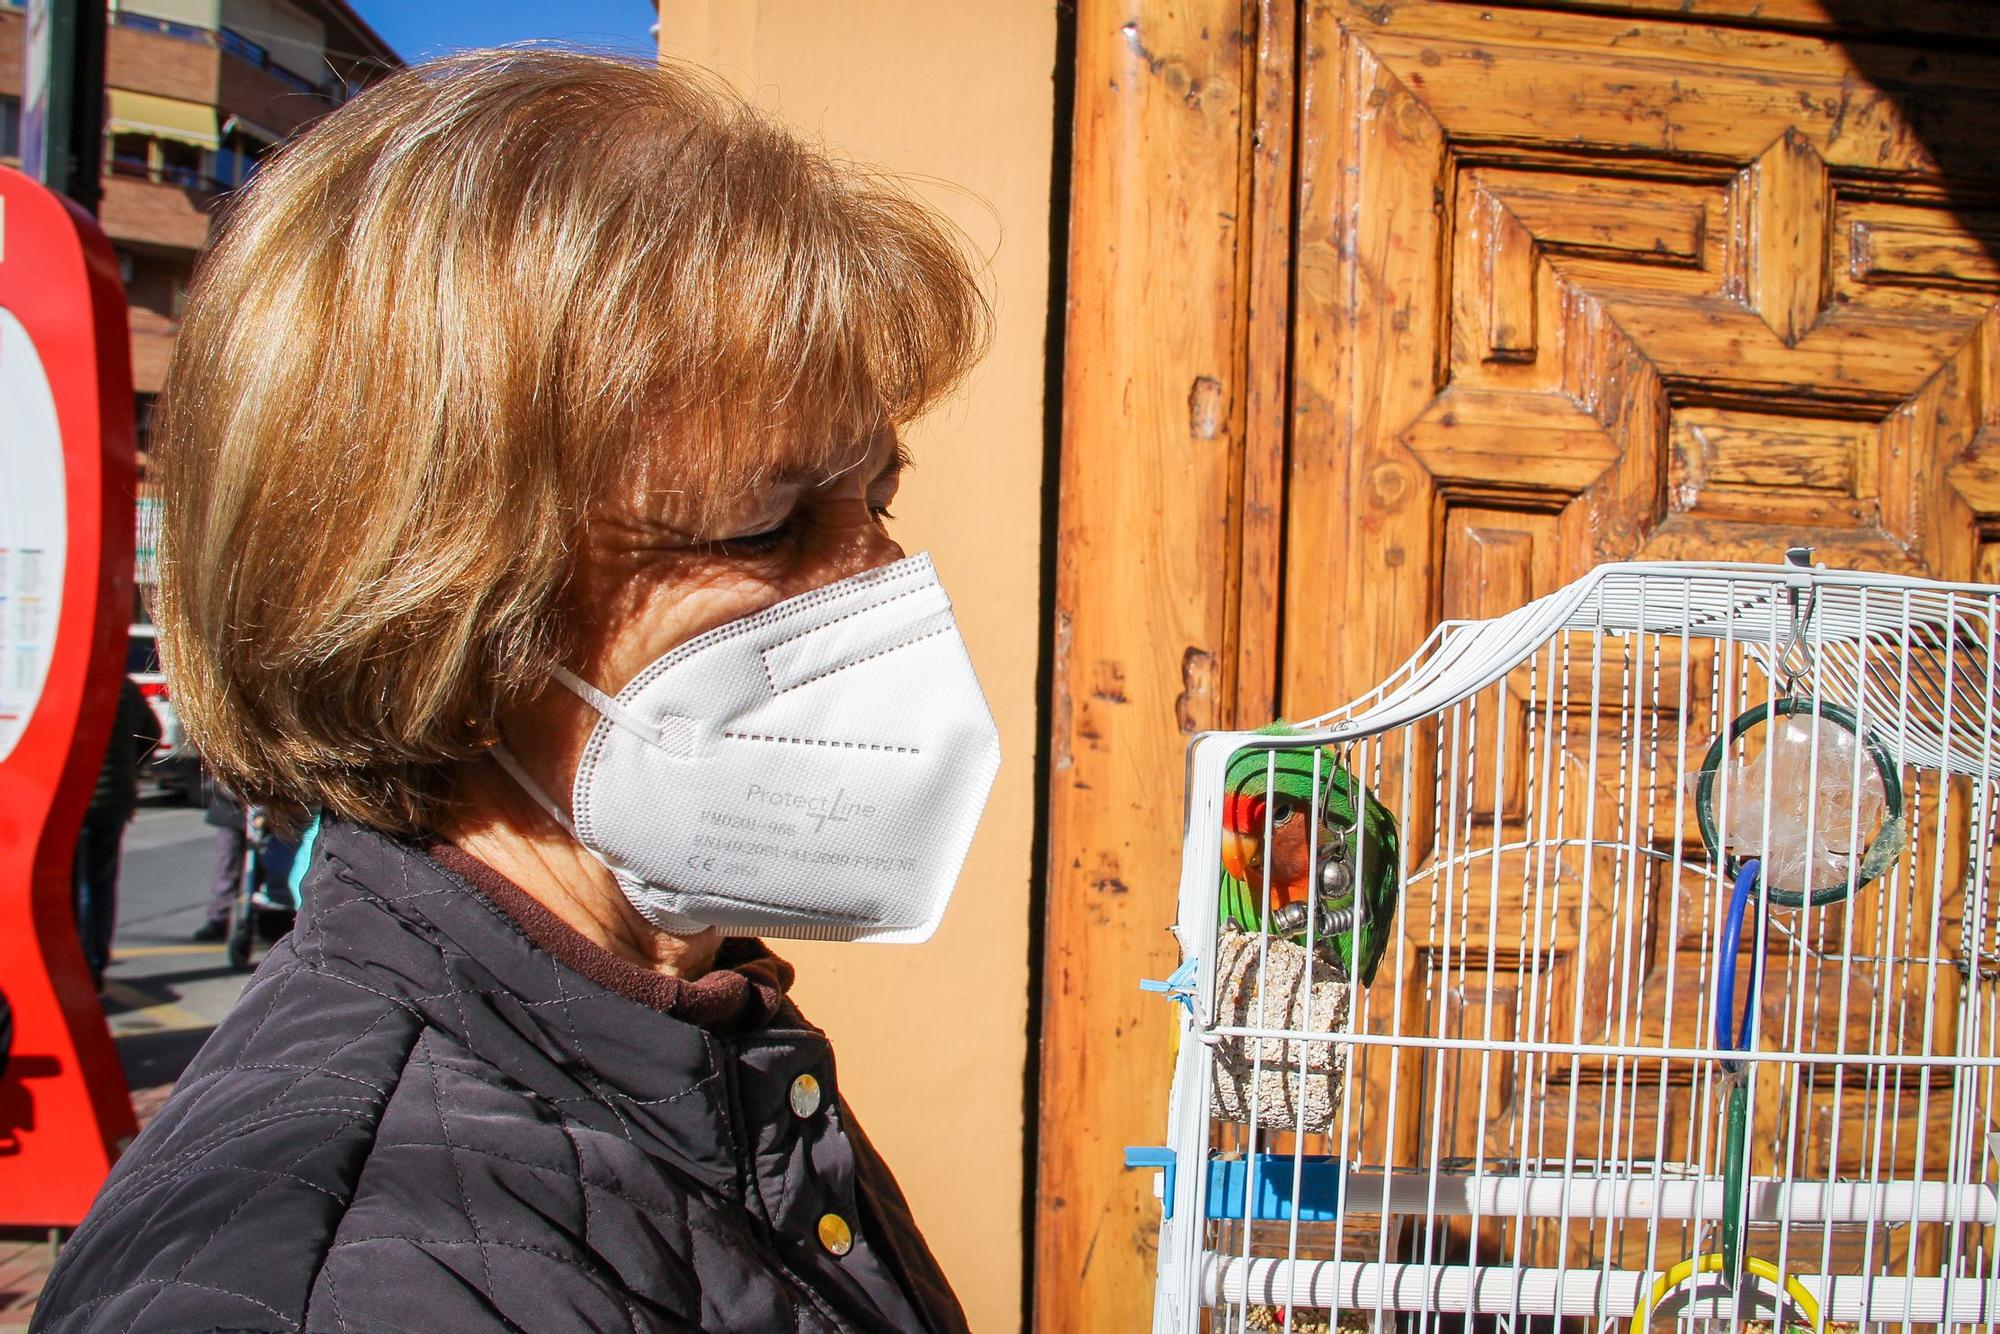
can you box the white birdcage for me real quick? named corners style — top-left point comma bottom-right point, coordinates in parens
top-left (1138, 555), bottom-right (2000, 1333)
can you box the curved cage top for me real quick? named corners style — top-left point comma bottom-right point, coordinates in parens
top-left (1273, 561), bottom-right (2000, 782)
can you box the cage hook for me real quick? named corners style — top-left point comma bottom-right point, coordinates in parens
top-left (1776, 547), bottom-right (1818, 693)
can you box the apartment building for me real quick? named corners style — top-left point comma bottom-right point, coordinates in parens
top-left (0, 0), bottom-right (397, 466)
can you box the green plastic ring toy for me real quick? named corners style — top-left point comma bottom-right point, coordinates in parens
top-left (1695, 696), bottom-right (1905, 908)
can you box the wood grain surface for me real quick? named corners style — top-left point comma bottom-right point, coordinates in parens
top-left (1035, 3), bottom-right (1268, 1326)
top-left (1038, 1), bottom-right (2000, 1326)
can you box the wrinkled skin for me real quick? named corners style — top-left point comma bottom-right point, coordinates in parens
top-left (440, 426), bottom-right (908, 977)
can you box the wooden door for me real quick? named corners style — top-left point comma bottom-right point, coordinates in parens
top-left (1282, 0), bottom-right (2000, 1298)
top-left (1037, 1), bottom-right (2000, 1327)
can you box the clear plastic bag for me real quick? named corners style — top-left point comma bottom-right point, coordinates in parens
top-left (1717, 713), bottom-right (1887, 900)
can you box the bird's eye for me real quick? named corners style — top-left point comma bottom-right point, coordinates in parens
top-left (1270, 801), bottom-right (1296, 827)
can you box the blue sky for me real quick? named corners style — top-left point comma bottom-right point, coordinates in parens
top-left (348, 0), bottom-right (658, 64)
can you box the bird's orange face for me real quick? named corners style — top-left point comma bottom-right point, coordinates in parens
top-left (1222, 788), bottom-right (1313, 908)
top-left (1221, 790), bottom-right (1265, 882)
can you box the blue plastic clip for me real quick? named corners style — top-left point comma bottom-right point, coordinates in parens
top-left (1124, 1149), bottom-right (1343, 1223)
top-left (1139, 957), bottom-right (1198, 1014)
top-left (1205, 1154), bottom-right (1343, 1222)
top-left (1124, 1146), bottom-right (1178, 1214)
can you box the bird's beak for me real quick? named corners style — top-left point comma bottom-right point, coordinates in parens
top-left (1221, 829), bottom-right (1256, 883)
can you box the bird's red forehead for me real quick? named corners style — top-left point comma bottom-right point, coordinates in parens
top-left (1223, 791), bottom-right (1267, 834)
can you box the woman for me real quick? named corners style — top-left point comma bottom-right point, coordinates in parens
top-left (36, 50), bottom-right (998, 1333)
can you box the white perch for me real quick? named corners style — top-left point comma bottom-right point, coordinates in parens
top-left (1339, 1170), bottom-right (2000, 1225)
top-left (1205, 1257), bottom-right (2000, 1324)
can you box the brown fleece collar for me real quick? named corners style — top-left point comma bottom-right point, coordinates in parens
top-left (426, 840), bottom-right (795, 1033)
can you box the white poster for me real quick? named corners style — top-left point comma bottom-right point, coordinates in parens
top-left (0, 305), bottom-right (67, 762)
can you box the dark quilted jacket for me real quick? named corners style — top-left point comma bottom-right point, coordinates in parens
top-left (35, 820), bottom-right (967, 1332)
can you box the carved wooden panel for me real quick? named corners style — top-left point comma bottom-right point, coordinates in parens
top-left (1278, 0), bottom-right (2000, 1296)
top-left (1287, 4), bottom-right (2000, 712)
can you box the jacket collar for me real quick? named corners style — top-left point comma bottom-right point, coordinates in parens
top-left (297, 818), bottom-right (816, 1190)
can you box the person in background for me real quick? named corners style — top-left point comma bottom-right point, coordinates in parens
top-left (284, 811), bottom-right (319, 904)
top-left (191, 776), bottom-right (242, 943)
top-left (74, 674), bottom-right (162, 988)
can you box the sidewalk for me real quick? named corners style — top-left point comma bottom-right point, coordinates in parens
top-left (0, 1235), bottom-right (57, 1333)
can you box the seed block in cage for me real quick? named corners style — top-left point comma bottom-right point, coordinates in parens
top-left (1210, 928), bottom-right (1350, 1133)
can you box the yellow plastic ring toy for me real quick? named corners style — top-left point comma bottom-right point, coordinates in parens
top-left (1629, 1254), bottom-right (1823, 1334)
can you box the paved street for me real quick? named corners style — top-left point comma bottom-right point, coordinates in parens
top-left (99, 799), bottom-right (255, 1090)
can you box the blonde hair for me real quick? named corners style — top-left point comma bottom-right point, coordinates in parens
top-left (155, 48), bottom-right (988, 834)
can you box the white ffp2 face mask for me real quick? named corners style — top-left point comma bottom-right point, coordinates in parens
top-left (495, 553), bottom-right (1001, 942)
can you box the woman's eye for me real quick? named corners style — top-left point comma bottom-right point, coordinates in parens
top-left (869, 504), bottom-right (896, 523)
top-left (721, 516), bottom-right (798, 555)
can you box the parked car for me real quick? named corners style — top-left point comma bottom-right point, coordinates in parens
top-left (127, 624), bottom-right (201, 802)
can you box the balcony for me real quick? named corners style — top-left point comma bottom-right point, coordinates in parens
top-left (107, 9), bottom-right (345, 141)
top-left (211, 24), bottom-right (323, 99)
top-left (105, 21), bottom-right (221, 107)
top-left (215, 52), bottom-right (340, 140)
top-left (99, 168), bottom-right (215, 254)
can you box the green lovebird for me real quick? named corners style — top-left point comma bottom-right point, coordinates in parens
top-left (1218, 724), bottom-right (1402, 985)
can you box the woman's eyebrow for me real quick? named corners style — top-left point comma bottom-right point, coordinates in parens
top-left (793, 437), bottom-right (909, 488)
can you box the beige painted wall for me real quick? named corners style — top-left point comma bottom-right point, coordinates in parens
top-left (659, 5), bottom-right (1055, 1329)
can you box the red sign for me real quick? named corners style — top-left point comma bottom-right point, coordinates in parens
top-left (0, 165), bottom-right (139, 1224)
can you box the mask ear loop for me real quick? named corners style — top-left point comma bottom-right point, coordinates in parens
top-left (552, 664), bottom-right (700, 757)
top-left (489, 742), bottom-right (584, 841)
top-left (487, 742), bottom-right (711, 938)
top-left (551, 665), bottom-right (659, 742)
top-left (491, 662), bottom-right (683, 834)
